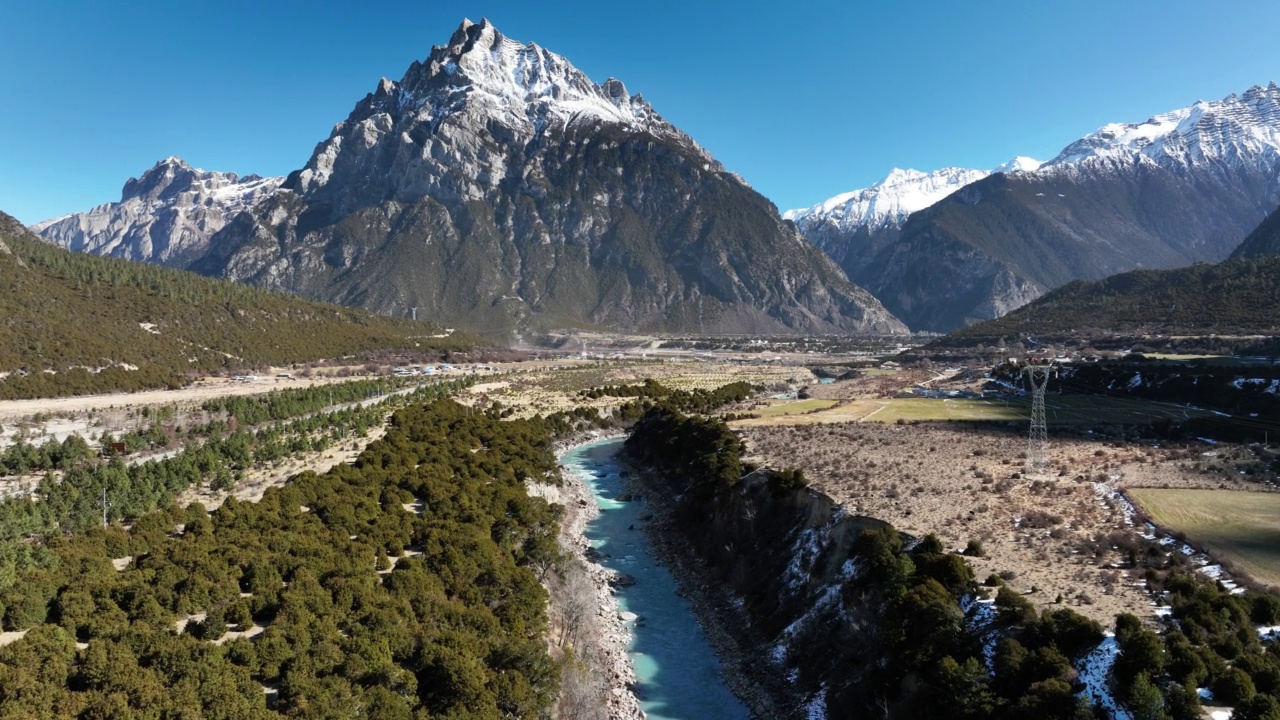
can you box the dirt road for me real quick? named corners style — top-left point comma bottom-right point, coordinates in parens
top-left (0, 372), bottom-right (381, 423)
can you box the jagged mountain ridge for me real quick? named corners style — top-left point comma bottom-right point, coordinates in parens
top-left (793, 83), bottom-right (1280, 333)
top-left (1046, 83), bottom-right (1280, 169)
top-left (189, 19), bottom-right (905, 336)
top-left (33, 157), bottom-right (283, 267)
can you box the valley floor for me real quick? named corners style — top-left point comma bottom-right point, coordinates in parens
top-left (466, 358), bottom-right (1279, 627)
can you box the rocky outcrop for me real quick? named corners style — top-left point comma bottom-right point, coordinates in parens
top-left (629, 462), bottom-right (899, 719)
top-left (32, 157), bottom-right (282, 267)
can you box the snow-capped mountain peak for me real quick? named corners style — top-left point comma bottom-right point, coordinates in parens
top-left (32, 157), bottom-right (283, 265)
top-left (290, 18), bottom-right (712, 198)
top-left (784, 166), bottom-right (990, 231)
top-left (785, 156), bottom-right (1048, 233)
top-left (118, 156), bottom-right (279, 205)
top-left (420, 17), bottom-right (660, 129)
top-left (993, 156), bottom-right (1044, 174)
top-left (788, 83), bottom-right (1280, 240)
top-left (1048, 82), bottom-right (1280, 169)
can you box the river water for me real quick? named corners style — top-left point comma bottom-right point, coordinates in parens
top-left (560, 438), bottom-right (750, 720)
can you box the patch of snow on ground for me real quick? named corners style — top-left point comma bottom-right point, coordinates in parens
top-left (783, 528), bottom-right (822, 590)
top-left (965, 598), bottom-right (999, 671)
top-left (1094, 482), bottom-right (1136, 525)
top-left (803, 686), bottom-right (827, 720)
top-left (1197, 564), bottom-right (1245, 593)
top-left (769, 642), bottom-right (788, 665)
top-left (1077, 635), bottom-right (1131, 720)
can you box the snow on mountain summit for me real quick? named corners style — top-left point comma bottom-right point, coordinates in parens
top-left (290, 18), bottom-right (714, 198)
top-left (788, 82), bottom-right (1280, 238)
top-left (32, 157), bottom-right (283, 266)
top-left (993, 156), bottom-right (1044, 174)
top-left (418, 17), bottom-right (667, 131)
top-left (784, 166), bottom-right (992, 232)
top-left (1048, 82), bottom-right (1280, 170)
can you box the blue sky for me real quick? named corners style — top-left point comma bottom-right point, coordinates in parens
top-left (2, 0), bottom-right (1279, 224)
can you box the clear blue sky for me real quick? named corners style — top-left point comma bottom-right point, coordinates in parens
top-left (3, 0), bottom-right (1279, 224)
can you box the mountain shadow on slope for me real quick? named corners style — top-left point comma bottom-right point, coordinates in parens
top-left (930, 255), bottom-right (1280, 348)
top-left (867, 165), bottom-right (1278, 332)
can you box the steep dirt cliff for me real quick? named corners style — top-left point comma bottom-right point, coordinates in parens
top-left (628, 463), bottom-right (900, 719)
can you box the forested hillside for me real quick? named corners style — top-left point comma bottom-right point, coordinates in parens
top-left (1233, 202), bottom-right (1280, 259)
top-left (0, 400), bottom-right (561, 717)
top-left (0, 211), bottom-right (474, 399)
top-left (932, 256), bottom-right (1280, 347)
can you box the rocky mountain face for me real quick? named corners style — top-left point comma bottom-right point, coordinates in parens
top-left (1232, 202), bottom-right (1280, 258)
top-left (0, 213), bottom-right (27, 265)
top-left (792, 84), bottom-right (1280, 332)
top-left (33, 157), bottom-right (282, 267)
top-left (187, 19), bottom-right (905, 336)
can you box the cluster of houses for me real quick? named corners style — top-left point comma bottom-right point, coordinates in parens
top-left (392, 363), bottom-right (493, 377)
top-left (230, 372), bottom-right (294, 383)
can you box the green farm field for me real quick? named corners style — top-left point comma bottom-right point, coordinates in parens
top-left (1127, 488), bottom-right (1280, 588)
top-left (734, 394), bottom-right (1209, 427)
top-left (753, 399), bottom-right (838, 417)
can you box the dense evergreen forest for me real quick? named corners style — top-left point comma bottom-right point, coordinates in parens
top-left (0, 399), bottom-right (563, 718)
top-left (0, 211), bottom-right (476, 399)
top-left (933, 256), bottom-right (1280, 347)
top-left (626, 407), bottom-right (1280, 720)
top-left (987, 360), bottom-right (1280, 442)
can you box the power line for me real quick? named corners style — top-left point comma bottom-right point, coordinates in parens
top-left (1024, 364), bottom-right (1055, 472)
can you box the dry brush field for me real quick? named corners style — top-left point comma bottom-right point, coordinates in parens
top-left (740, 415), bottom-right (1277, 625)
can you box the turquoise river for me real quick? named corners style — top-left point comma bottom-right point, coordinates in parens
top-left (560, 437), bottom-right (751, 720)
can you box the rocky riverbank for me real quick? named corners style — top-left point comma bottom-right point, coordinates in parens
top-left (540, 432), bottom-right (644, 720)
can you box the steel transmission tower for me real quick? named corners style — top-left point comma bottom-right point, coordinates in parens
top-left (1024, 364), bottom-right (1054, 473)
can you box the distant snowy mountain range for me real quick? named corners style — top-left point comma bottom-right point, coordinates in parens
top-left (29, 31), bottom-right (1280, 335)
top-left (784, 160), bottom-right (1042, 235)
top-left (788, 83), bottom-right (1280, 234)
top-left (785, 82), bottom-right (1280, 331)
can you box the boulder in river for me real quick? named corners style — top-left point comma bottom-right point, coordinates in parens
top-left (610, 574), bottom-right (637, 588)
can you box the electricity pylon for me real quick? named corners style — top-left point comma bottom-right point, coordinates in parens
top-left (1024, 364), bottom-right (1055, 473)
